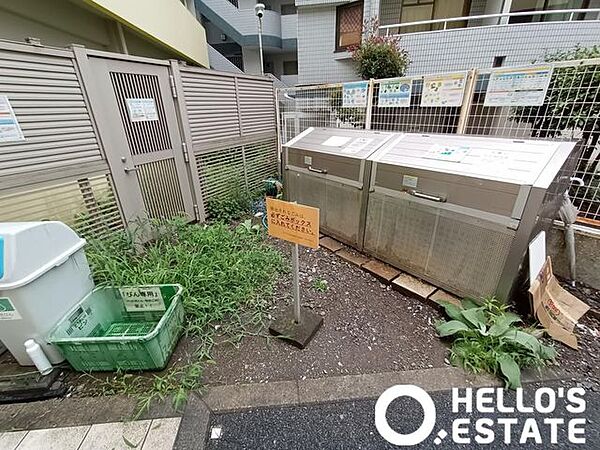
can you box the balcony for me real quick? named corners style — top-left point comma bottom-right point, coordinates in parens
top-left (379, 8), bottom-right (600, 75)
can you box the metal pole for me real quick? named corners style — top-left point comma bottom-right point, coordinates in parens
top-left (292, 243), bottom-right (301, 323)
top-left (258, 17), bottom-right (264, 75)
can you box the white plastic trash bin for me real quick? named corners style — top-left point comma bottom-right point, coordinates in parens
top-left (0, 222), bottom-right (94, 366)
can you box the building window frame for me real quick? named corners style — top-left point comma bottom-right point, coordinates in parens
top-left (335, 1), bottom-right (364, 53)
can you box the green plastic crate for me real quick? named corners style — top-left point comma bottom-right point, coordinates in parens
top-left (49, 284), bottom-right (184, 371)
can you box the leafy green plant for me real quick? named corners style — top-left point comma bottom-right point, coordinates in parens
top-left (312, 278), bottom-right (329, 292)
top-left (205, 185), bottom-right (255, 223)
top-left (85, 218), bottom-right (285, 413)
top-left (236, 218), bottom-right (261, 235)
top-left (436, 297), bottom-right (557, 389)
top-left (349, 18), bottom-right (410, 80)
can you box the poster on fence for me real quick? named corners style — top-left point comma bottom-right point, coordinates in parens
top-left (342, 81), bottom-right (369, 107)
top-left (0, 95), bottom-right (24, 143)
top-left (484, 66), bottom-right (553, 107)
top-left (126, 98), bottom-right (159, 122)
top-left (421, 72), bottom-right (467, 107)
top-left (378, 78), bottom-right (412, 107)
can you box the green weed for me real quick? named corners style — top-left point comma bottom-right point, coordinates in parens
top-left (312, 278), bottom-right (329, 292)
top-left (436, 297), bottom-right (557, 389)
top-left (85, 218), bottom-right (285, 413)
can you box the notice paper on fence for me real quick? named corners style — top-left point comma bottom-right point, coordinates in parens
top-left (421, 72), bottom-right (467, 107)
top-left (342, 81), bottom-right (369, 107)
top-left (529, 257), bottom-right (589, 349)
top-left (378, 79), bottom-right (412, 107)
top-left (0, 95), bottom-right (24, 143)
top-left (484, 66), bottom-right (553, 107)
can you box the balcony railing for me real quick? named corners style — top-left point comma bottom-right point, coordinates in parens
top-left (379, 8), bottom-right (600, 35)
top-left (225, 0), bottom-right (238, 8)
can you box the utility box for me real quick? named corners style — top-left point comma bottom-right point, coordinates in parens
top-left (364, 133), bottom-right (579, 301)
top-left (283, 127), bottom-right (394, 248)
top-left (0, 222), bottom-right (94, 366)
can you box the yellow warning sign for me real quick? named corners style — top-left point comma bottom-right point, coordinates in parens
top-left (266, 198), bottom-right (320, 249)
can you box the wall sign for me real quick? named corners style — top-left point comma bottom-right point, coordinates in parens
top-left (266, 198), bottom-right (320, 249)
top-left (342, 81), bottom-right (369, 107)
top-left (421, 73), bottom-right (467, 107)
top-left (484, 66), bottom-right (553, 107)
top-left (119, 286), bottom-right (166, 312)
top-left (125, 98), bottom-right (159, 122)
top-left (0, 95), bottom-right (24, 143)
top-left (378, 79), bottom-right (412, 107)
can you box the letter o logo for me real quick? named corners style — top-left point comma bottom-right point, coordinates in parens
top-left (375, 385), bottom-right (436, 446)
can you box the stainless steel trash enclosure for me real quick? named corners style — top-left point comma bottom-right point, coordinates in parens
top-left (283, 127), bottom-right (394, 247)
top-left (363, 133), bottom-right (578, 301)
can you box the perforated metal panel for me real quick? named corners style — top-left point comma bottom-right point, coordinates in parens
top-left (364, 193), bottom-right (436, 273)
top-left (287, 170), bottom-right (364, 246)
top-left (426, 210), bottom-right (515, 298)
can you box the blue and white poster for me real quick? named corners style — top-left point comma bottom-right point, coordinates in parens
top-left (342, 81), bottom-right (369, 107)
top-left (378, 79), bottom-right (412, 107)
top-left (0, 95), bottom-right (24, 143)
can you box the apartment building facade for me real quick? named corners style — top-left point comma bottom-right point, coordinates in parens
top-left (296, 0), bottom-right (600, 85)
top-left (0, 0), bottom-right (209, 67)
top-left (196, 0), bottom-right (300, 85)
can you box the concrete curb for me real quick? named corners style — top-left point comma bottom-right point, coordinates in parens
top-left (200, 366), bottom-right (566, 414)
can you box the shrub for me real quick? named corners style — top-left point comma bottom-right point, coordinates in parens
top-left (350, 19), bottom-right (410, 80)
top-left (436, 297), bottom-right (557, 389)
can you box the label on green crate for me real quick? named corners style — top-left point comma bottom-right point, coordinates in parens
top-left (119, 287), bottom-right (166, 312)
top-left (0, 297), bottom-right (21, 320)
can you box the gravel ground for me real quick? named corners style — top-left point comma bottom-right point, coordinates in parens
top-left (202, 244), bottom-right (449, 385)
top-left (556, 278), bottom-right (600, 387)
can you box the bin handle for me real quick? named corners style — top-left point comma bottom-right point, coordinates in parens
top-left (408, 190), bottom-right (446, 203)
top-left (308, 166), bottom-right (327, 174)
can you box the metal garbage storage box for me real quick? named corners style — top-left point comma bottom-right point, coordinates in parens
top-left (284, 127), bottom-right (394, 248)
top-left (364, 133), bottom-right (578, 301)
top-left (0, 222), bottom-right (94, 365)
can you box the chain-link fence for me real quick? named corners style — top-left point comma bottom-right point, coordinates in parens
top-left (277, 58), bottom-right (600, 227)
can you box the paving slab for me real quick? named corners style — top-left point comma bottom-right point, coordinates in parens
top-left (79, 420), bottom-right (151, 450)
top-left (336, 248), bottom-right (370, 267)
top-left (17, 425), bottom-right (90, 450)
top-left (392, 273), bottom-right (437, 299)
top-left (0, 431), bottom-right (27, 450)
top-left (429, 289), bottom-right (462, 306)
top-left (142, 418), bottom-right (182, 450)
top-left (362, 259), bottom-right (401, 282)
top-left (319, 236), bottom-right (344, 252)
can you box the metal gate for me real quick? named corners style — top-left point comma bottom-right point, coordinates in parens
top-left (73, 49), bottom-right (197, 224)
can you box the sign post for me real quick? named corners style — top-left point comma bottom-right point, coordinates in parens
top-left (266, 198), bottom-right (323, 348)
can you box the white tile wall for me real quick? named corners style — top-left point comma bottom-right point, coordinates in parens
top-left (297, 6), bottom-right (359, 85)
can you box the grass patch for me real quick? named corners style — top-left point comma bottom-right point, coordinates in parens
top-left (84, 217), bottom-right (285, 414)
top-left (312, 278), bottom-right (329, 292)
top-left (436, 297), bottom-right (557, 389)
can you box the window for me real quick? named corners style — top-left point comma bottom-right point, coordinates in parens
top-left (283, 60), bottom-right (298, 75)
top-left (281, 4), bottom-right (297, 15)
top-left (335, 1), bottom-right (364, 52)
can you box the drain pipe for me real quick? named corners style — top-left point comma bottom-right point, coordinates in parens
top-left (559, 177), bottom-right (585, 285)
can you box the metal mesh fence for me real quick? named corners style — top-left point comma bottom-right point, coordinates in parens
top-left (278, 59), bottom-right (600, 227)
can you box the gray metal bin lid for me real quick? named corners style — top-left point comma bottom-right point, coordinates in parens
top-left (284, 127), bottom-right (395, 160)
top-left (370, 133), bottom-right (576, 185)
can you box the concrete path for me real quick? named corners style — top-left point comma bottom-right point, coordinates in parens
top-left (0, 418), bottom-right (181, 450)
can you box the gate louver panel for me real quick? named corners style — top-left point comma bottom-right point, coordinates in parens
top-left (0, 47), bottom-right (105, 187)
top-left (237, 78), bottom-right (275, 135)
top-left (180, 71), bottom-right (240, 144)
